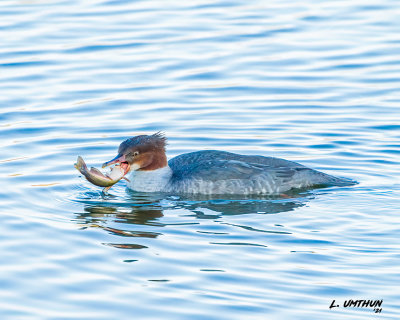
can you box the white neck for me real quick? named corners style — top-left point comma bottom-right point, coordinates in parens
top-left (128, 166), bottom-right (172, 192)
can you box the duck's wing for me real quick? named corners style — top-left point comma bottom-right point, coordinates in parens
top-left (169, 150), bottom-right (305, 182)
top-left (168, 150), bottom-right (353, 191)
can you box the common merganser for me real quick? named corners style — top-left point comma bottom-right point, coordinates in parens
top-left (102, 132), bottom-right (355, 195)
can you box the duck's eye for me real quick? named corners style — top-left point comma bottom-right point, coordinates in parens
top-left (133, 151), bottom-right (139, 157)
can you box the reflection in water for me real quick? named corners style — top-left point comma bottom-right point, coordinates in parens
top-left (75, 204), bottom-right (165, 250)
top-left (73, 189), bottom-right (312, 249)
top-left (80, 204), bottom-right (164, 226)
top-left (181, 197), bottom-right (307, 218)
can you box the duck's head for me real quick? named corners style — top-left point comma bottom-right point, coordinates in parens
top-left (102, 132), bottom-right (167, 174)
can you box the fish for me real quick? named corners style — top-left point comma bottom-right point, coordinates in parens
top-left (74, 156), bottom-right (129, 193)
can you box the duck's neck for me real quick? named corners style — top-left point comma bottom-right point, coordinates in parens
top-left (139, 150), bottom-right (168, 171)
top-left (129, 165), bottom-right (172, 192)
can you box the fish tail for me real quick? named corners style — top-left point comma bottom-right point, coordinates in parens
top-left (74, 156), bottom-right (88, 175)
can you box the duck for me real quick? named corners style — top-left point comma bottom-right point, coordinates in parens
top-left (102, 132), bottom-right (355, 195)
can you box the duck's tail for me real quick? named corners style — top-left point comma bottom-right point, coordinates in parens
top-left (320, 172), bottom-right (357, 187)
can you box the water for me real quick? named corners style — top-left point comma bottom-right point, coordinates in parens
top-left (1, 0), bottom-right (400, 319)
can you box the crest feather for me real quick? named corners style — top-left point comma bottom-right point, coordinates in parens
top-left (118, 132), bottom-right (167, 153)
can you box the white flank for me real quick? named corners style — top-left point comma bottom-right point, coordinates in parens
top-left (128, 166), bottom-right (173, 192)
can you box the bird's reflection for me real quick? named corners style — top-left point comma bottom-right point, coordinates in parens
top-left (82, 205), bottom-right (164, 226)
top-left (74, 189), bottom-right (313, 250)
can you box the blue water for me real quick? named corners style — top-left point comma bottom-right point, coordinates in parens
top-left (1, 0), bottom-right (400, 319)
